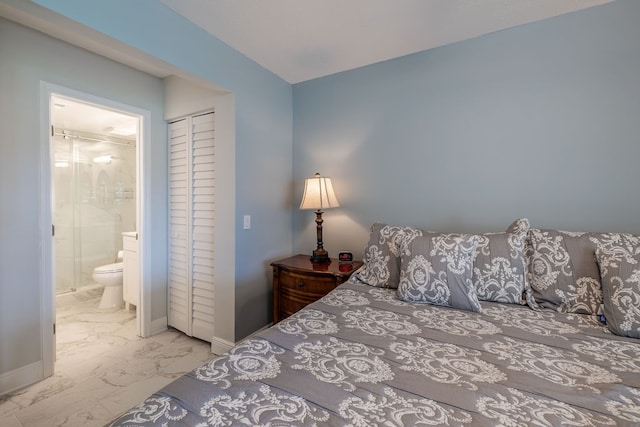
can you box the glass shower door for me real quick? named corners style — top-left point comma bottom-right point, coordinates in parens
top-left (53, 134), bottom-right (134, 295)
top-left (53, 134), bottom-right (79, 294)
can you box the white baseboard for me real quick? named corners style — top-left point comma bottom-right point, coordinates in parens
top-left (210, 336), bottom-right (234, 355)
top-left (0, 361), bottom-right (44, 396)
top-left (209, 322), bottom-right (274, 355)
top-left (151, 316), bottom-right (168, 336)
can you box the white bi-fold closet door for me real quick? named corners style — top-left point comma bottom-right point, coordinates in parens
top-left (168, 112), bottom-right (216, 342)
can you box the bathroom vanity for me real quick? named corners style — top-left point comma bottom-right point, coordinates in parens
top-left (122, 232), bottom-right (139, 309)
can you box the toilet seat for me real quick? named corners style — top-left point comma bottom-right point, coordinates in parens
top-left (93, 262), bottom-right (123, 274)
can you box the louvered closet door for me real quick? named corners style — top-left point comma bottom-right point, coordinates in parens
top-left (190, 113), bottom-right (215, 341)
top-left (168, 112), bottom-right (215, 342)
top-left (168, 119), bottom-right (190, 334)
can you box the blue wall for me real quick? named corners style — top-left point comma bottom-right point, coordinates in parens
top-left (293, 0), bottom-right (640, 259)
top-left (0, 16), bottom-right (166, 379)
top-left (19, 0), bottom-right (640, 335)
top-left (30, 0), bottom-right (293, 339)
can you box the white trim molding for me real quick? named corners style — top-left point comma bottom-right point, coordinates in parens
top-left (210, 337), bottom-right (235, 355)
top-left (0, 361), bottom-right (44, 396)
top-left (151, 317), bottom-right (168, 336)
top-left (39, 82), bottom-right (153, 387)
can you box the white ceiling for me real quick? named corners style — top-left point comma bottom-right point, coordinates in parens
top-left (51, 96), bottom-right (138, 142)
top-left (160, 0), bottom-right (613, 84)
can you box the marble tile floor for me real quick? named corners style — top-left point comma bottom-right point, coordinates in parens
top-left (0, 289), bottom-right (215, 427)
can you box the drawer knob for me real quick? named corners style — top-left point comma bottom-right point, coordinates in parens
top-left (297, 280), bottom-right (305, 288)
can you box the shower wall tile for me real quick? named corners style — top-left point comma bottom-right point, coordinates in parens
top-left (53, 135), bottom-right (136, 293)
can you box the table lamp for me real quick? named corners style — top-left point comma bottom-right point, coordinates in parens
top-left (299, 172), bottom-right (339, 263)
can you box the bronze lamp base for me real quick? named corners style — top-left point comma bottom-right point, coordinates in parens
top-left (310, 247), bottom-right (330, 264)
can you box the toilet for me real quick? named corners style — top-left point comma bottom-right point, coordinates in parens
top-left (93, 251), bottom-right (124, 309)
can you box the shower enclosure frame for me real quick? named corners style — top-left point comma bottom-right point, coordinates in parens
top-left (52, 127), bottom-right (137, 295)
top-left (39, 82), bottom-right (152, 379)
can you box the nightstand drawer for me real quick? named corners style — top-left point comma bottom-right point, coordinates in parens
top-left (279, 294), bottom-right (318, 319)
top-left (279, 270), bottom-right (336, 294)
top-left (278, 271), bottom-right (336, 317)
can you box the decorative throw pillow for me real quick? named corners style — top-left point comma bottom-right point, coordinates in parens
top-left (525, 228), bottom-right (601, 314)
top-left (351, 222), bottom-right (423, 288)
top-left (473, 218), bottom-right (530, 305)
top-left (594, 240), bottom-right (640, 338)
top-left (397, 232), bottom-right (481, 313)
top-left (589, 232), bottom-right (640, 261)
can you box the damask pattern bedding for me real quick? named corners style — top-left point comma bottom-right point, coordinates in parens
top-left (110, 281), bottom-right (640, 426)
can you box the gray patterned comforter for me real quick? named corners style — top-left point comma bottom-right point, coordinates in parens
top-left (110, 282), bottom-right (640, 426)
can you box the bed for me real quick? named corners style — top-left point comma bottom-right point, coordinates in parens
top-left (110, 221), bottom-right (640, 426)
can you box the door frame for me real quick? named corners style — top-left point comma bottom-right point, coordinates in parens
top-left (40, 82), bottom-right (152, 377)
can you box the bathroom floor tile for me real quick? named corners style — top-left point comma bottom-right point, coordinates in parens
top-left (0, 414), bottom-right (22, 427)
top-left (0, 294), bottom-right (214, 426)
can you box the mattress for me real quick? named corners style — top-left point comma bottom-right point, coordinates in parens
top-left (110, 281), bottom-right (640, 426)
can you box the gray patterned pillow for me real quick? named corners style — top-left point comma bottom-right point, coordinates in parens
top-left (351, 222), bottom-right (423, 288)
top-left (473, 218), bottom-right (530, 305)
top-left (397, 233), bottom-right (481, 313)
top-left (526, 228), bottom-right (601, 314)
top-left (594, 238), bottom-right (640, 338)
top-left (589, 232), bottom-right (640, 261)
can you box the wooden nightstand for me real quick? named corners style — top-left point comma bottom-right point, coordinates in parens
top-left (272, 254), bottom-right (363, 323)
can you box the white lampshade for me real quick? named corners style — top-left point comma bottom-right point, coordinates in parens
top-left (300, 173), bottom-right (340, 210)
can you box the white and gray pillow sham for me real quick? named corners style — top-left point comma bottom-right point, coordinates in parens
top-left (593, 233), bottom-right (640, 339)
top-left (525, 229), bottom-right (602, 315)
top-left (350, 222), bottom-right (423, 289)
top-left (396, 232), bottom-right (481, 313)
top-left (473, 218), bottom-right (530, 305)
top-left (353, 219), bottom-right (531, 307)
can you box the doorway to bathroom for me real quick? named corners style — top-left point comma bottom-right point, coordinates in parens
top-left (52, 95), bottom-right (137, 297)
top-left (48, 90), bottom-right (146, 355)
